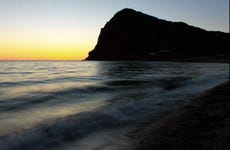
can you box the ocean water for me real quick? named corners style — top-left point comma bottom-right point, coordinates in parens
top-left (0, 61), bottom-right (229, 150)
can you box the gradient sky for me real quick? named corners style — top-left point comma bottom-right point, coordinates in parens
top-left (0, 0), bottom-right (229, 60)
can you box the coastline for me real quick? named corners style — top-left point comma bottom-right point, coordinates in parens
top-left (85, 57), bottom-right (229, 64)
top-left (169, 57), bottom-right (229, 63)
top-left (129, 80), bottom-right (229, 150)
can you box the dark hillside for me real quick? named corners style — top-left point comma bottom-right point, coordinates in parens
top-left (86, 8), bottom-right (229, 60)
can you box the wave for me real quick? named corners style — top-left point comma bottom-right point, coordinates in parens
top-left (182, 71), bottom-right (229, 93)
top-left (0, 73), bottom-right (215, 113)
top-left (0, 85), bottom-right (173, 150)
top-left (0, 76), bottom-right (85, 87)
top-left (0, 104), bottom-right (135, 150)
top-left (0, 76), bottom-right (190, 112)
top-left (0, 83), bottom-right (176, 150)
top-left (0, 85), bottom-right (115, 112)
top-left (1, 73), bottom-right (228, 150)
top-left (0, 81), bottom-right (228, 150)
top-left (0, 71), bottom-right (34, 75)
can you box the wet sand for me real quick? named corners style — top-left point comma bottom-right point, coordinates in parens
top-left (131, 80), bottom-right (229, 150)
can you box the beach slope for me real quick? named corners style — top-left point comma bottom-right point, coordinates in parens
top-left (133, 81), bottom-right (229, 150)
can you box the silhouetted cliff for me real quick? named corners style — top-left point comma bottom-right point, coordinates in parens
top-left (86, 8), bottom-right (229, 61)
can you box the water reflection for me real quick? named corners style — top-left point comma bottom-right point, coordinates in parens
top-left (95, 61), bottom-right (200, 88)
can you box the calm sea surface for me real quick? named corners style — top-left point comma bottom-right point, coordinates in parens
top-left (0, 61), bottom-right (229, 150)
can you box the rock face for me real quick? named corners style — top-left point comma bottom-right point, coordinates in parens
top-left (86, 8), bottom-right (229, 60)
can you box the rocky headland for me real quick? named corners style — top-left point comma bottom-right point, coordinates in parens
top-left (86, 8), bottom-right (229, 61)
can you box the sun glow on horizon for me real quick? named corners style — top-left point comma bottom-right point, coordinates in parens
top-left (0, 47), bottom-right (90, 61)
top-left (0, 26), bottom-right (97, 60)
top-left (0, 43), bottom-right (93, 61)
top-left (0, 6), bottom-right (101, 61)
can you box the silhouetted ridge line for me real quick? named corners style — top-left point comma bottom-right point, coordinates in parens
top-left (86, 8), bottom-right (229, 61)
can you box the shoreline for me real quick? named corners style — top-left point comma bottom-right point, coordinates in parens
top-left (85, 57), bottom-right (229, 63)
top-left (129, 80), bottom-right (229, 150)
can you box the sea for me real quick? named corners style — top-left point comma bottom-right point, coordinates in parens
top-left (0, 61), bottom-right (229, 150)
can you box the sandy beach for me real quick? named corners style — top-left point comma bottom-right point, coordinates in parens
top-left (129, 80), bottom-right (229, 150)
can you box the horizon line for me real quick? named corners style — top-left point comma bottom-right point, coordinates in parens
top-left (0, 59), bottom-right (84, 61)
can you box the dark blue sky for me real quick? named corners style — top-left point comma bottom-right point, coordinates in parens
top-left (1, 0), bottom-right (228, 32)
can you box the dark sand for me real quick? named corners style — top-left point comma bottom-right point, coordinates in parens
top-left (131, 81), bottom-right (229, 150)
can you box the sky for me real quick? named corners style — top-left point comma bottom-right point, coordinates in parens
top-left (0, 0), bottom-right (229, 60)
